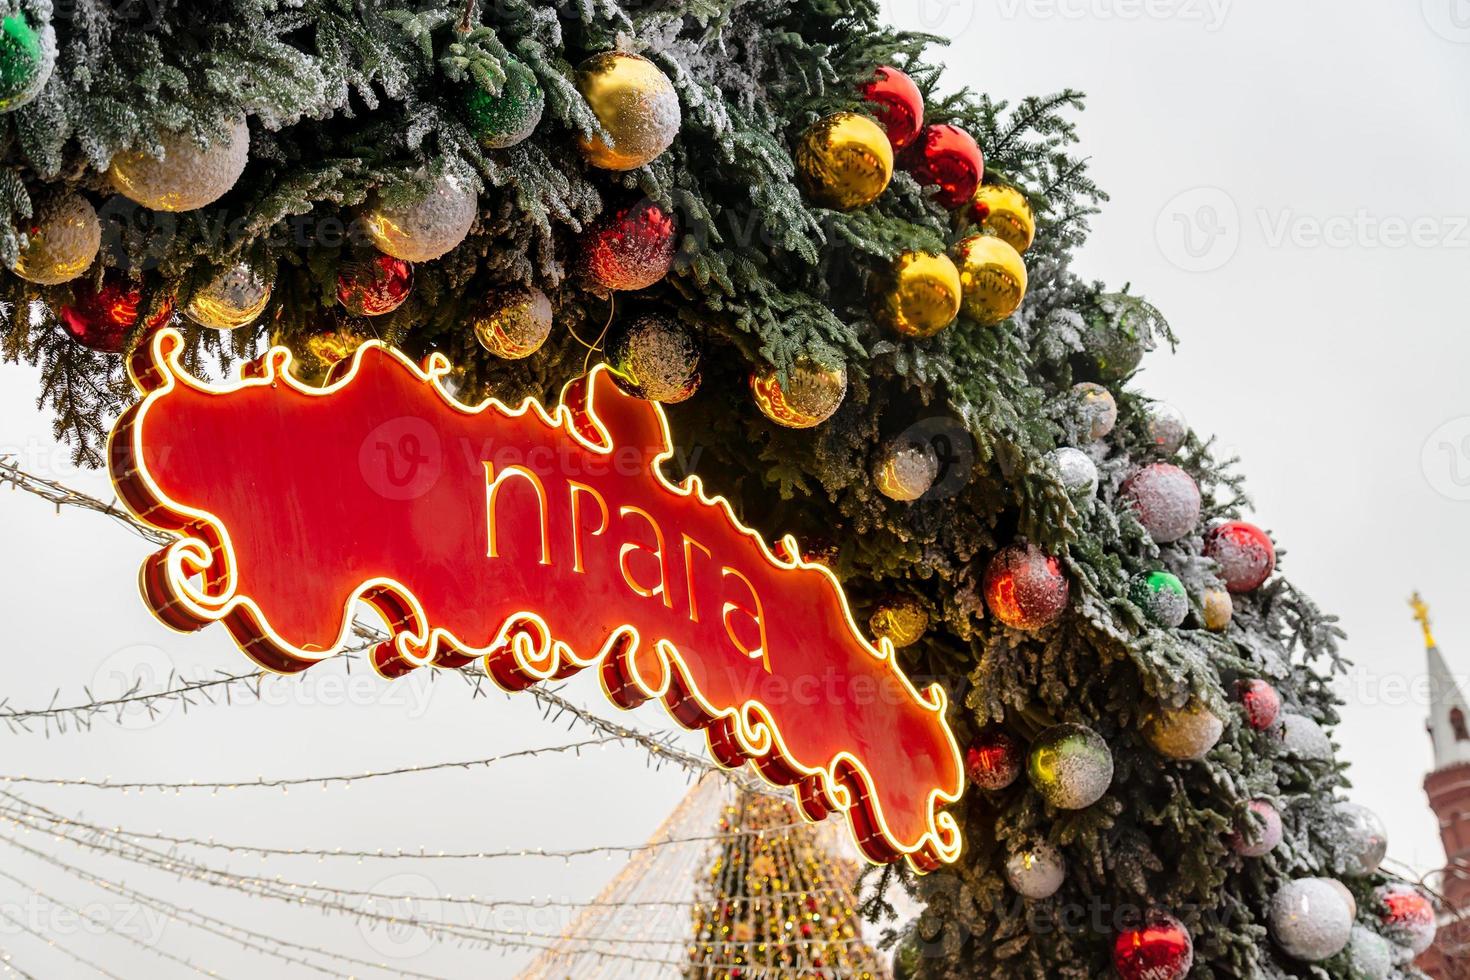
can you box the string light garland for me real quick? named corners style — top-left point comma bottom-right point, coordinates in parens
top-left (0, 947), bottom-right (36, 980)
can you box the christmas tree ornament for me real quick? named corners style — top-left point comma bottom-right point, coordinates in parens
top-left (1144, 402), bottom-right (1188, 455)
top-left (1112, 911), bottom-right (1193, 980)
top-left (969, 184), bottom-right (1036, 254)
top-left (277, 321), bottom-right (376, 378)
top-left (1130, 570), bottom-right (1189, 628)
top-left (1236, 679), bottom-right (1282, 731)
top-left (362, 171), bottom-right (477, 263)
top-left (1047, 447), bottom-right (1099, 500)
top-left (463, 55), bottom-right (544, 149)
top-left (580, 199), bottom-right (678, 292)
top-left (795, 111), bottom-right (894, 211)
top-left (12, 192), bottom-right (100, 285)
top-left (1270, 878), bottom-right (1354, 961)
top-left (952, 233), bottom-right (1026, 325)
top-left (750, 357), bottom-right (847, 429)
top-left (108, 116), bottom-right (250, 212)
top-left (1120, 463), bottom-right (1201, 544)
top-left (859, 66), bottom-right (924, 151)
top-left (869, 595), bottom-right (928, 649)
top-left (1345, 926), bottom-right (1393, 980)
top-left (903, 123), bottom-right (983, 209)
top-left (184, 261), bottom-right (272, 330)
top-left (873, 437), bottom-right (939, 502)
top-left (983, 544), bottom-right (1069, 630)
top-left (1377, 885), bottom-right (1436, 954)
top-left (1278, 712), bottom-right (1333, 761)
top-left (0, 12), bottom-right (52, 112)
top-left (1327, 878), bottom-right (1359, 920)
top-left (58, 274), bottom-right (172, 353)
top-left (1204, 521), bottom-right (1277, 593)
top-left (1072, 382), bottom-right (1118, 440)
top-left (1144, 699), bottom-right (1223, 760)
top-left (336, 251), bottom-right (414, 317)
top-left (1230, 799), bottom-right (1284, 857)
top-left (473, 285), bottom-right (554, 361)
top-left (876, 250), bottom-right (961, 338)
top-left (1332, 802), bottom-right (1388, 877)
top-left (1027, 723), bottom-right (1113, 810)
top-left (1201, 587), bottom-right (1233, 632)
top-left (965, 729), bottom-right (1023, 791)
top-left (575, 52), bottom-right (681, 171)
top-left (605, 313), bottom-right (700, 402)
top-left (1004, 841), bottom-right (1065, 900)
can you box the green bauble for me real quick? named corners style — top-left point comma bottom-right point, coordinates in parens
top-left (0, 12), bottom-right (51, 112)
top-left (463, 57), bottom-right (545, 150)
top-left (1081, 293), bottom-right (1162, 381)
top-left (1130, 570), bottom-right (1188, 628)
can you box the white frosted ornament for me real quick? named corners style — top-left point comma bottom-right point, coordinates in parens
top-left (1004, 841), bottom-right (1065, 899)
top-left (1144, 699), bottom-right (1223, 761)
top-left (184, 261), bottom-right (272, 330)
top-left (1047, 447), bottom-right (1098, 499)
top-left (1072, 382), bottom-right (1117, 440)
top-left (108, 117), bottom-right (250, 212)
top-left (1229, 799), bottom-right (1283, 857)
top-left (1145, 402), bottom-right (1188, 455)
top-left (1332, 802), bottom-right (1388, 877)
top-left (1345, 926), bottom-right (1392, 980)
top-left (362, 172), bottom-right (477, 262)
top-left (1269, 877), bottom-right (1354, 962)
top-left (1120, 463), bottom-right (1201, 543)
top-left (1277, 713), bottom-right (1333, 761)
top-left (13, 192), bottom-right (99, 284)
top-left (1027, 723), bottom-right (1114, 810)
top-left (874, 439), bottom-right (939, 502)
top-left (1376, 884), bottom-right (1437, 955)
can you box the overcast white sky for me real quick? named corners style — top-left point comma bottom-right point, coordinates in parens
top-left (1, 3), bottom-right (1468, 977)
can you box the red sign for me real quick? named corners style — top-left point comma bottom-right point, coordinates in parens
top-left (108, 329), bottom-right (964, 870)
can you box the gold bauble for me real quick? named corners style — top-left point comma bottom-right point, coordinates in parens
top-left (750, 356), bottom-right (847, 429)
top-left (13, 192), bottom-right (100, 285)
top-left (876, 251), bottom-right (961, 338)
top-left (1144, 699), bottom-right (1224, 761)
top-left (274, 321), bottom-right (375, 381)
top-left (1202, 588), bottom-right (1234, 632)
top-left (362, 172), bottom-right (477, 263)
top-left (795, 111), bottom-right (894, 212)
top-left (472, 286), bottom-right (553, 359)
top-left (108, 117), bottom-right (250, 212)
top-left (869, 595), bottom-right (929, 648)
top-left (953, 234), bottom-right (1027, 325)
top-left (575, 52), bottom-right (682, 171)
top-left (873, 438), bottom-right (939, 502)
top-left (970, 185), bottom-right (1036, 254)
top-left (184, 261), bottom-right (272, 330)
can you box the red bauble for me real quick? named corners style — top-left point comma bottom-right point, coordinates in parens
top-left (1378, 884), bottom-right (1437, 954)
top-left (59, 274), bottom-right (173, 353)
top-left (1236, 679), bottom-right (1281, 731)
top-left (581, 199), bottom-right (678, 292)
top-left (1204, 521), bottom-right (1276, 593)
top-left (859, 66), bottom-right (925, 151)
top-left (1120, 463), bottom-right (1201, 544)
top-left (965, 728), bottom-right (1024, 791)
top-left (902, 124), bottom-right (984, 209)
top-left (337, 251), bottom-right (413, 316)
top-left (983, 543), bottom-right (1069, 630)
top-left (1113, 912), bottom-right (1194, 980)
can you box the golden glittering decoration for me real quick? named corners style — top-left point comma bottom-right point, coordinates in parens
top-left (952, 233), bottom-right (1027, 325)
top-left (472, 285), bottom-right (553, 360)
top-left (750, 356), bottom-right (847, 429)
top-left (13, 192), bottom-right (100, 285)
top-left (185, 261), bottom-right (272, 330)
top-left (575, 52), bottom-right (681, 171)
top-left (273, 321), bottom-right (375, 381)
top-left (795, 111), bottom-right (894, 211)
top-left (108, 117), bottom-right (250, 212)
top-left (1202, 588), bottom-right (1233, 632)
top-left (970, 184), bottom-right (1037, 253)
top-left (876, 250), bottom-right (962, 338)
top-left (869, 594), bottom-right (929, 648)
top-left (1144, 699), bottom-right (1224, 761)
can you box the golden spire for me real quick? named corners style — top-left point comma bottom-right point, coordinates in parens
top-left (1411, 591), bottom-right (1437, 649)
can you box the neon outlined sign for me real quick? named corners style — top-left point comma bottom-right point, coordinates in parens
top-left (107, 329), bottom-right (964, 870)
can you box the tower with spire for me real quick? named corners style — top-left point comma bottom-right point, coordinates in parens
top-left (1417, 593), bottom-right (1470, 974)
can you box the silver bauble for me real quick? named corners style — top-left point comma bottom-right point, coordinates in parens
top-left (1268, 877), bottom-right (1354, 962)
top-left (1072, 382), bottom-right (1117, 441)
top-left (1345, 926), bottom-right (1392, 980)
top-left (1333, 802), bottom-right (1388, 877)
top-left (1047, 446), bottom-right (1099, 499)
top-left (1145, 402), bottom-right (1188, 455)
top-left (1277, 713), bottom-right (1333, 761)
top-left (875, 439), bottom-right (940, 502)
top-left (1004, 841), bottom-right (1066, 900)
top-left (184, 261), bottom-right (272, 330)
top-left (109, 117), bottom-right (250, 212)
top-left (363, 172), bottom-right (477, 262)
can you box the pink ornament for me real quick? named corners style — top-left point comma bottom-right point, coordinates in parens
top-left (1204, 521), bottom-right (1276, 593)
top-left (1230, 799), bottom-right (1283, 857)
top-left (1119, 463), bottom-right (1201, 544)
top-left (1236, 679), bottom-right (1282, 731)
